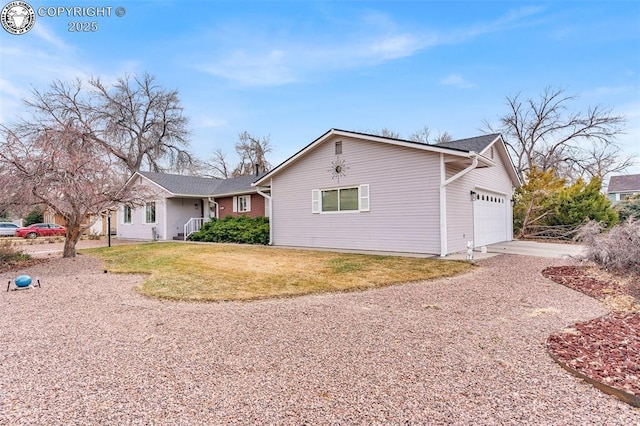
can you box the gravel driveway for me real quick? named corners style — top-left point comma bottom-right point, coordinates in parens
top-left (1, 254), bottom-right (638, 424)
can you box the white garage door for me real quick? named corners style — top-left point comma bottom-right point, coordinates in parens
top-left (473, 190), bottom-right (508, 247)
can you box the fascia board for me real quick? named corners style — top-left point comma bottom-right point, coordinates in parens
top-left (210, 189), bottom-right (259, 198)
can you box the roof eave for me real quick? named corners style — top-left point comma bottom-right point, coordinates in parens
top-left (211, 188), bottom-right (259, 198)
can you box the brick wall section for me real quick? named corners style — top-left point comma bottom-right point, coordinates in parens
top-left (216, 193), bottom-right (266, 218)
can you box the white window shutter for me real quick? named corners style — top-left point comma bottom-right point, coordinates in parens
top-left (246, 195), bottom-right (251, 212)
top-left (312, 189), bottom-right (320, 213)
top-left (359, 184), bottom-right (370, 211)
top-left (232, 196), bottom-right (238, 213)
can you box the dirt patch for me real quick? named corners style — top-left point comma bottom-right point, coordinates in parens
top-left (0, 258), bottom-right (50, 275)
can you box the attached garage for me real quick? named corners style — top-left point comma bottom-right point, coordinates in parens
top-left (473, 188), bottom-right (509, 247)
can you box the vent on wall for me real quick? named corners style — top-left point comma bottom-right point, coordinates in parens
top-left (335, 140), bottom-right (342, 155)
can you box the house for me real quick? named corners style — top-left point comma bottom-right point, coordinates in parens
top-left (607, 174), bottom-right (640, 204)
top-left (253, 129), bottom-right (521, 257)
top-left (117, 171), bottom-right (267, 241)
top-left (43, 208), bottom-right (116, 236)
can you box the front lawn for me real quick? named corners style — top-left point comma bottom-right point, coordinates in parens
top-left (84, 242), bottom-right (473, 301)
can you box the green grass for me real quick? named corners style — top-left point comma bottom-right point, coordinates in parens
top-left (83, 242), bottom-right (473, 302)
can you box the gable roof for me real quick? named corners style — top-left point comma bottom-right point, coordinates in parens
top-left (138, 171), bottom-right (222, 196)
top-left (254, 128), bottom-right (519, 186)
top-left (607, 174), bottom-right (640, 193)
top-left (135, 171), bottom-right (265, 198)
top-left (213, 172), bottom-right (267, 196)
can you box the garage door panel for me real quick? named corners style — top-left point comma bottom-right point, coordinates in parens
top-left (473, 191), bottom-right (508, 247)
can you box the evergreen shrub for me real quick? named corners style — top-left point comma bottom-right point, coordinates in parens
top-left (189, 215), bottom-right (269, 245)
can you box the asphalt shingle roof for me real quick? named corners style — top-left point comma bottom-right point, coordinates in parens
top-left (138, 172), bottom-right (222, 196)
top-left (138, 171), bottom-right (267, 197)
top-left (214, 172), bottom-right (267, 195)
top-left (607, 174), bottom-right (640, 193)
top-left (434, 134), bottom-right (500, 153)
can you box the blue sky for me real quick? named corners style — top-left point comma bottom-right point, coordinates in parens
top-left (1, 0), bottom-right (639, 173)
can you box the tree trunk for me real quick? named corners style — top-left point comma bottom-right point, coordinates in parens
top-left (62, 225), bottom-right (83, 258)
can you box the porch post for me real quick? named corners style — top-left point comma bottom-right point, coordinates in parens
top-left (439, 153), bottom-right (447, 257)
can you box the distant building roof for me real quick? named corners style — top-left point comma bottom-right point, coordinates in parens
top-left (607, 174), bottom-right (640, 193)
top-left (138, 171), bottom-right (222, 196)
top-left (434, 134), bottom-right (501, 153)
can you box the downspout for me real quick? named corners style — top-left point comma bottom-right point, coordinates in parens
top-left (256, 181), bottom-right (272, 245)
top-left (439, 152), bottom-right (479, 257)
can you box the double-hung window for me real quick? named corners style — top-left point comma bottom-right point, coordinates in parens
top-left (123, 206), bottom-right (132, 224)
top-left (145, 202), bottom-right (156, 224)
top-left (233, 195), bottom-right (251, 213)
top-left (312, 185), bottom-right (369, 213)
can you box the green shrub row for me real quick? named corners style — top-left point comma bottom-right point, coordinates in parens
top-left (188, 216), bottom-right (269, 245)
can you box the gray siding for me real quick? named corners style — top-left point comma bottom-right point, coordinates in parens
top-left (118, 177), bottom-right (168, 241)
top-left (445, 144), bottom-right (515, 253)
top-left (271, 135), bottom-right (441, 254)
top-left (165, 198), bottom-right (207, 239)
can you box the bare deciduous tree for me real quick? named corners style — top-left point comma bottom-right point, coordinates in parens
top-left (433, 131), bottom-right (453, 144)
top-left (408, 126), bottom-right (431, 144)
top-left (234, 131), bottom-right (272, 176)
top-left (378, 128), bottom-right (401, 139)
top-left (207, 131), bottom-right (272, 178)
top-left (0, 122), bottom-right (148, 257)
top-left (374, 126), bottom-right (453, 144)
top-left (484, 86), bottom-right (632, 181)
top-left (205, 148), bottom-right (233, 178)
top-left (24, 73), bottom-right (192, 174)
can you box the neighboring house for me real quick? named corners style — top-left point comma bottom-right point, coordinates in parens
top-left (117, 171), bottom-right (268, 241)
top-left (254, 129), bottom-right (521, 257)
top-left (43, 209), bottom-right (116, 236)
top-left (607, 174), bottom-right (640, 204)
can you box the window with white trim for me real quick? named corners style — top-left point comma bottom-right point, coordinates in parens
top-left (145, 202), bottom-right (156, 224)
top-left (123, 206), bottom-right (132, 224)
top-left (312, 185), bottom-right (370, 213)
top-left (233, 195), bottom-right (251, 213)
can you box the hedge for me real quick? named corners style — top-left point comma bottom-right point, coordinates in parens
top-left (188, 215), bottom-right (269, 245)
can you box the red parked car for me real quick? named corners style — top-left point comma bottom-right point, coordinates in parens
top-left (16, 223), bottom-right (66, 239)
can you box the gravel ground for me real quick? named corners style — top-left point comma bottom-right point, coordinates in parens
top-left (1, 254), bottom-right (639, 425)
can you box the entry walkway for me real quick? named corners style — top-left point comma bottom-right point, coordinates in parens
top-left (486, 240), bottom-right (586, 258)
top-left (445, 240), bottom-right (587, 260)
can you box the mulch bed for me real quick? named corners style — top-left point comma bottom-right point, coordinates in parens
top-left (542, 265), bottom-right (640, 405)
top-left (542, 266), bottom-right (627, 299)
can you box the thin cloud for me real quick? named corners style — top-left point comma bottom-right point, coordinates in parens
top-left (194, 6), bottom-right (545, 87)
top-left (200, 49), bottom-right (297, 87)
top-left (198, 116), bottom-right (227, 128)
top-left (440, 74), bottom-right (474, 89)
top-left (462, 5), bottom-right (547, 39)
top-left (582, 85), bottom-right (635, 98)
top-left (32, 23), bottom-right (70, 50)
